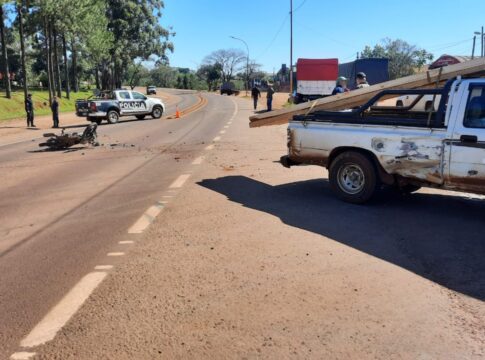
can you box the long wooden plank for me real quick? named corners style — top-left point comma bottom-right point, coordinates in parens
top-left (249, 58), bottom-right (485, 128)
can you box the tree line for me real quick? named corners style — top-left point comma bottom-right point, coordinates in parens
top-left (0, 0), bottom-right (174, 103)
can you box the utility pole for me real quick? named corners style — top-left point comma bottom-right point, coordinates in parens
top-left (472, 35), bottom-right (476, 59)
top-left (289, 0), bottom-right (293, 98)
top-left (230, 36), bottom-right (249, 96)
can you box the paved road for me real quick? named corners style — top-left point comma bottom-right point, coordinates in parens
top-left (0, 90), bottom-right (235, 358)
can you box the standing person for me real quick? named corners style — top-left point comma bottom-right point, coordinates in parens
top-left (51, 96), bottom-right (59, 128)
top-left (266, 83), bottom-right (275, 112)
top-left (332, 77), bottom-right (350, 95)
top-left (25, 94), bottom-right (35, 127)
top-left (251, 85), bottom-right (261, 110)
top-left (356, 72), bottom-right (370, 89)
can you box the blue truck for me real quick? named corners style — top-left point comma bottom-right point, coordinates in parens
top-left (338, 58), bottom-right (389, 89)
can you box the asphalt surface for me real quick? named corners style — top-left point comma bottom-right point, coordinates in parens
top-left (0, 90), bottom-right (235, 359)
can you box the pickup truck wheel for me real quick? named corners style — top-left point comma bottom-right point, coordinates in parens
top-left (107, 110), bottom-right (119, 124)
top-left (151, 106), bottom-right (163, 119)
top-left (136, 115), bottom-right (146, 120)
top-left (329, 152), bottom-right (377, 204)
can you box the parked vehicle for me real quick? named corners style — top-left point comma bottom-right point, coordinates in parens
top-left (78, 89), bottom-right (165, 124)
top-left (339, 58), bottom-right (389, 89)
top-left (294, 58), bottom-right (338, 104)
top-left (281, 77), bottom-right (485, 203)
top-left (147, 86), bottom-right (157, 95)
top-left (220, 82), bottom-right (240, 96)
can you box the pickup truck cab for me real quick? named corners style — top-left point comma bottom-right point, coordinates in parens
top-left (281, 77), bottom-right (485, 203)
top-left (78, 89), bottom-right (165, 124)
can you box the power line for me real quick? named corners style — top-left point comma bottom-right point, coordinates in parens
top-left (255, 14), bottom-right (290, 60)
top-left (293, 0), bottom-right (308, 13)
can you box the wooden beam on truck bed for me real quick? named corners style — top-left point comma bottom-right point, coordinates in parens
top-left (249, 57), bottom-right (485, 128)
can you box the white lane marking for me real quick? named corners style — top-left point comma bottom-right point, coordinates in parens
top-left (169, 174), bottom-right (191, 189)
top-left (213, 136), bottom-right (221, 142)
top-left (119, 241), bottom-right (134, 245)
top-left (10, 352), bottom-right (36, 360)
top-left (219, 130), bottom-right (226, 134)
top-left (162, 195), bottom-right (174, 198)
top-left (107, 252), bottom-right (125, 257)
top-left (192, 156), bottom-right (204, 165)
top-left (128, 202), bottom-right (164, 234)
top-left (205, 144), bottom-right (215, 151)
top-left (224, 125), bottom-right (229, 129)
top-left (94, 265), bottom-right (113, 270)
top-left (20, 272), bottom-right (107, 348)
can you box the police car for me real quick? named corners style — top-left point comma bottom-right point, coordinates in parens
top-left (84, 90), bottom-right (165, 124)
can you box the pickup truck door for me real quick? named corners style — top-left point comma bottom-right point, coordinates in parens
top-left (448, 82), bottom-right (485, 192)
top-left (117, 91), bottom-right (135, 115)
top-left (131, 92), bottom-right (149, 113)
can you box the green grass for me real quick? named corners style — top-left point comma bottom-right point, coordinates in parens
top-left (0, 90), bottom-right (93, 122)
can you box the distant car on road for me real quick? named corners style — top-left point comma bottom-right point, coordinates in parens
top-left (146, 86), bottom-right (157, 95)
top-left (76, 89), bottom-right (165, 124)
top-left (220, 82), bottom-right (240, 96)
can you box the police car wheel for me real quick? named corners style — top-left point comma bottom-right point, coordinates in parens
top-left (151, 106), bottom-right (163, 119)
top-left (107, 110), bottom-right (119, 124)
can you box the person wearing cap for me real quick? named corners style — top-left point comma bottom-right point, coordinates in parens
top-left (25, 94), bottom-right (35, 127)
top-left (356, 72), bottom-right (370, 89)
top-left (332, 76), bottom-right (350, 95)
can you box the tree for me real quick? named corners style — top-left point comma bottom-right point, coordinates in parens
top-left (104, 0), bottom-right (174, 89)
top-left (0, 2), bottom-right (11, 98)
top-left (360, 38), bottom-right (433, 80)
top-left (203, 49), bottom-right (245, 83)
top-left (197, 63), bottom-right (222, 91)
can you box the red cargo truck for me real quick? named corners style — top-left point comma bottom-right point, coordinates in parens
top-left (294, 58), bottom-right (339, 104)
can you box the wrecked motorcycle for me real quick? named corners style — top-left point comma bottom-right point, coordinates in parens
top-left (39, 123), bottom-right (99, 150)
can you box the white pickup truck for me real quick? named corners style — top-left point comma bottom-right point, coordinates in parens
top-left (281, 77), bottom-right (485, 203)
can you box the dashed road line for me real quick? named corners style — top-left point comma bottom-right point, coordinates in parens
top-left (219, 130), bottom-right (226, 134)
top-left (169, 174), bottom-right (191, 189)
top-left (107, 252), bottom-right (125, 257)
top-left (213, 136), bottom-right (221, 142)
top-left (119, 241), bottom-right (134, 245)
top-left (10, 352), bottom-right (36, 360)
top-left (224, 125), bottom-right (229, 129)
top-left (20, 271), bottom-right (108, 348)
top-left (94, 265), bottom-right (113, 270)
top-left (192, 156), bottom-right (205, 165)
top-left (128, 202), bottom-right (164, 234)
top-left (205, 144), bottom-right (215, 151)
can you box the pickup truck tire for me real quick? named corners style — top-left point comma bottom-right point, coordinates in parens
top-left (329, 151), bottom-right (377, 204)
top-left (107, 110), bottom-right (120, 124)
top-left (151, 106), bottom-right (163, 119)
top-left (136, 115), bottom-right (146, 120)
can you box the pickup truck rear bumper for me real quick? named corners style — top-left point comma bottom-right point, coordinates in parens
top-left (280, 155), bottom-right (302, 168)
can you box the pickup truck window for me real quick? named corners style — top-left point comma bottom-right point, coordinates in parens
top-left (132, 92), bottom-right (146, 100)
top-left (464, 86), bottom-right (485, 128)
top-left (118, 91), bottom-right (131, 100)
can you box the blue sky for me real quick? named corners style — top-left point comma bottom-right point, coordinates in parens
top-left (161, 0), bottom-right (485, 72)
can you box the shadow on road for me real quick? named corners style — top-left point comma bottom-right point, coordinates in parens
top-left (199, 175), bottom-right (485, 301)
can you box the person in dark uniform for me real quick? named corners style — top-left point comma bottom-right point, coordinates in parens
top-left (266, 83), bottom-right (275, 112)
top-left (51, 96), bottom-right (59, 128)
top-left (251, 85), bottom-right (261, 110)
top-left (25, 94), bottom-right (35, 127)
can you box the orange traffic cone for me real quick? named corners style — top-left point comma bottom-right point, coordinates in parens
top-left (175, 106), bottom-right (181, 119)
